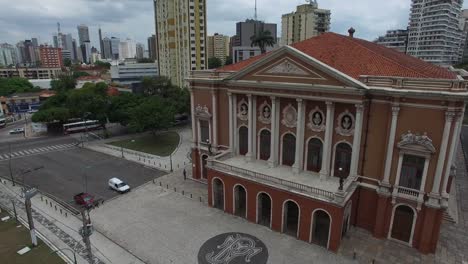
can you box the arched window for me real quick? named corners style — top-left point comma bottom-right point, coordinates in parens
top-left (283, 200), bottom-right (300, 237)
top-left (391, 205), bottom-right (415, 243)
top-left (201, 155), bottom-right (208, 179)
top-left (212, 178), bottom-right (224, 211)
top-left (239, 126), bottom-right (248, 156)
top-left (259, 130), bottom-right (271, 161)
top-left (257, 193), bottom-right (271, 228)
top-left (307, 138), bottom-right (323, 172)
top-left (234, 185), bottom-right (247, 218)
top-left (311, 210), bottom-right (331, 248)
top-left (282, 133), bottom-right (296, 166)
top-left (334, 143), bottom-right (352, 178)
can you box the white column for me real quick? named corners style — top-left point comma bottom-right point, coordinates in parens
top-left (211, 90), bottom-right (218, 149)
top-left (228, 92), bottom-right (234, 151)
top-left (293, 99), bottom-right (306, 173)
top-left (246, 94), bottom-right (253, 160)
top-left (268, 96), bottom-right (278, 167)
top-left (431, 111), bottom-right (455, 195)
top-left (251, 96), bottom-right (257, 160)
top-left (442, 111), bottom-right (462, 197)
top-left (382, 105), bottom-right (400, 185)
top-left (320, 101), bottom-right (334, 180)
top-left (233, 94), bottom-right (238, 155)
top-left (190, 89), bottom-right (197, 148)
top-left (350, 104), bottom-right (364, 177)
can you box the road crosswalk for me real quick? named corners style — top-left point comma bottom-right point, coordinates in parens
top-left (0, 143), bottom-right (78, 161)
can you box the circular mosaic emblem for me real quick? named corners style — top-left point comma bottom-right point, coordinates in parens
top-left (198, 232), bottom-right (268, 264)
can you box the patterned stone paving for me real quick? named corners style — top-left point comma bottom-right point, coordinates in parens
top-left (0, 191), bottom-right (105, 264)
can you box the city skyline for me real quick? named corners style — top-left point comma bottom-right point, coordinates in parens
top-left (2, 0), bottom-right (468, 48)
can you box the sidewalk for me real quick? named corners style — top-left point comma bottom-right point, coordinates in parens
top-left (84, 127), bottom-right (192, 173)
top-left (0, 180), bottom-right (146, 264)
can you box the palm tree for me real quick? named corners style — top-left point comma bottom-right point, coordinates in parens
top-left (250, 30), bottom-right (276, 54)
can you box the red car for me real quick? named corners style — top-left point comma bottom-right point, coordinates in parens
top-left (73, 193), bottom-right (95, 208)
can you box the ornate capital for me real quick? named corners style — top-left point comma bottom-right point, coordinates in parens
top-left (355, 104), bottom-right (364, 112)
top-left (391, 104), bottom-right (400, 116)
top-left (325, 101), bottom-right (334, 106)
top-left (246, 94), bottom-right (252, 98)
top-left (296, 98), bottom-right (303, 103)
top-left (445, 111), bottom-right (456, 122)
top-left (270, 96), bottom-right (276, 100)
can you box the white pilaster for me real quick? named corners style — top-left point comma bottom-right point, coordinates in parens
top-left (251, 95), bottom-right (257, 161)
top-left (246, 94), bottom-right (253, 160)
top-left (431, 111), bottom-right (455, 195)
top-left (293, 99), bottom-right (306, 173)
top-left (268, 96), bottom-right (279, 167)
top-left (228, 92), bottom-right (234, 151)
top-left (382, 104), bottom-right (400, 185)
top-left (211, 90), bottom-right (218, 149)
top-left (320, 101), bottom-right (334, 180)
top-left (350, 104), bottom-right (364, 177)
top-left (233, 94), bottom-right (238, 154)
top-left (442, 111), bottom-right (462, 197)
top-left (190, 89), bottom-right (197, 148)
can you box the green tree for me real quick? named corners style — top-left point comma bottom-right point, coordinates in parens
top-left (208, 57), bottom-right (222, 69)
top-left (64, 58), bottom-right (72, 67)
top-left (137, 58), bottom-right (154, 63)
top-left (94, 60), bottom-right (111, 69)
top-left (141, 76), bottom-right (173, 97)
top-left (72, 71), bottom-right (90, 79)
top-left (107, 93), bottom-right (142, 126)
top-left (225, 56), bottom-right (233, 65)
top-left (31, 107), bottom-right (70, 123)
top-left (51, 74), bottom-right (76, 92)
top-left (66, 84), bottom-right (109, 126)
top-left (0, 77), bottom-right (39, 96)
top-left (128, 97), bottom-right (175, 133)
top-left (250, 30), bottom-right (276, 54)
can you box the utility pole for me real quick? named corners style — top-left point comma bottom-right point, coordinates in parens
top-left (80, 209), bottom-right (93, 262)
top-left (24, 188), bottom-right (38, 247)
top-left (11, 199), bottom-right (18, 224)
top-left (9, 143), bottom-right (14, 186)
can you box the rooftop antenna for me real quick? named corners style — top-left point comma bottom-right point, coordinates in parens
top-left (254, 0), bottom-right (257, 21)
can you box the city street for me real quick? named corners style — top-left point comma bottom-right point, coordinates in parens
top-left (0, 135), bottom-right (167, 207)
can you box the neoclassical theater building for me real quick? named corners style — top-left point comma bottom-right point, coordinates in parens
top-left (187, 31), bottom-right (467, 253)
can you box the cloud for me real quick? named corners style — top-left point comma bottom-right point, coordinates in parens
top-left (0, 0), bottom-right (467, 49)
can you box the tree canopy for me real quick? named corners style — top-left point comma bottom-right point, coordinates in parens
top-left (0, 77), bottom-right (40, 96)
top-left (208, 57), bottom-right (222, 69)
top-left (250, 30), bottom-right (276, 54)
top-left (51, 74), bottom-right (77, 93)
top-left (94, 60), bottom-right (111, 69)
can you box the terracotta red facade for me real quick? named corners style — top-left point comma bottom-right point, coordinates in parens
top-left (188, 33), bottom-right (467, 253)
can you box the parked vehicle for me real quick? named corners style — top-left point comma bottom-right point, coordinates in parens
top-left (63, 120), bottom-right (102, 135)
top-left (9, 127), bottom-right (24, 134)
top-left (73, 192), bottom-right (95, 208)
top-left (108, 178), bottom-right (130, 193)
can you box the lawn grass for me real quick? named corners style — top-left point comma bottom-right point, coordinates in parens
top-left (0, 211), bottom-right (65, 264)
top-left (108, 131), bottom-right (180, 156)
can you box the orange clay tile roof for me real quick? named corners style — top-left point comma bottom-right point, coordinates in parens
top-left (217, 32), bottom-right (457, 80)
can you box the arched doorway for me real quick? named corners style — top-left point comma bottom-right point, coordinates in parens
top-left (212, 178), bottom-right (224, 211)
top-left (239, 126), bottom-right (248, 155)
top-left (201, 155), bottom-right (208, 179)
top-left (257, 193), bottom-right (271, 228)
top-left (282, 133), bottom-right (296, 166)
top-left (311, 210), bottom-right (331, 248)
top-left (283, 200), bottom-right (300, 237)
top-left (259, 129), bottom-right (271, 161)
top-left (307, 138), bottom-right (323, 172)
top-left (334, 143), bottom-right (352, 178)
top-left (391, 205), bottom-right (415, 243)
top-left (234, 185), bottom-right (247, 218)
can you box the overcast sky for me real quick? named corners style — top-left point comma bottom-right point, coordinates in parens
top-left (1, 0), bottom-right (468, 49)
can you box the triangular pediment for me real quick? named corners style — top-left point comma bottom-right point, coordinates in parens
top-left (226, 46), bottom-right (368, 90)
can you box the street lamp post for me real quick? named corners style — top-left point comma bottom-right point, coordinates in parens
top-left (51, 248), bottom-right (77, 264)
top-left (8, 143), bottom-right (14, 186)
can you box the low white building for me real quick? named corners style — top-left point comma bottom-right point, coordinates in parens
top-left (110, 62), bottom-right (159, 85)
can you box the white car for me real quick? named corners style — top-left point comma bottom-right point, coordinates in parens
top-left (9, 128), bottom-right (25, 134)
top-left (108, 178), bottom-right (130, 193)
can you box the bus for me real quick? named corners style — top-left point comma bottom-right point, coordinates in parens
top-left (63, 120), bottom-right (102, 134)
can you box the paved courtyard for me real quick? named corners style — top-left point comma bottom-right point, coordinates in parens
top-left (91, 178), bottom-right (356, 264)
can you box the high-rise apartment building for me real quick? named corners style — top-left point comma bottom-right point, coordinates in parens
top-left (39, 46), bottom-right (63, 68)
top-left (207, 33), bottom-right (230, 65)
top-left (102, 37), bottom-right (112, 59)
top-left (119, 38), bottom-right (137, 59)
top-left (16, 40), bottom-right (37, 66)
top-left (459, 9), bottom-right (468, 63)
top-left (0, 43), bottom-right (18, 66)
top-left (232, 19), bottom-right (277, 47)
top-left (406, 0), bottom-right (465, 66)
top-left (77, 24), bottom-right (90, 45)
top-left (111, 37), bottom-right (120, 60)
top-left (136, 43), bottom-right (144, 59)
top-left (154, 0), bottom-right (207, 87)
top-left (281, 1), bottom-right (331, 45)
top-left (147, 34), bottom-right (158, 62)
top-left (374, 29), bottom-right (409, 53)
top-left (98, 27), bottom-right (104, 58)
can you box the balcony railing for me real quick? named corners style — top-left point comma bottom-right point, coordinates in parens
top-left (208, 152), bottom-right (345, 203)
top-left (396, 186), bottom-right (420, 198)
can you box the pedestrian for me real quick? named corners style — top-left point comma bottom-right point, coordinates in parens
top-left (183, 169), bottom-right (186, 181)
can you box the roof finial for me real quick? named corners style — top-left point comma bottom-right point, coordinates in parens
top-left (254, 0), bottom-right (257, 21)
top-left (348, 27), bottom-right (356, 38)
